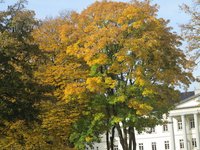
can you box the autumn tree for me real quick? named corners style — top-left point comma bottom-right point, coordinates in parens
top-left (0, 1), bottom-right (51, 148)
top-left (34, 1), bottom-right (194, 150)
top-left (181, 0), bottom-right (200, 61)
top-left (33, 15), bottom-right (86, 149)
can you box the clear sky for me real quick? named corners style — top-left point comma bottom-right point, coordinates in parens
top-left (0, 0), bottom-right (199, 91)
top-left (0, 0), bottom-right (193, 33)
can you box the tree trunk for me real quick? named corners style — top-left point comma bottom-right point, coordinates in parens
top-left (129, 127), bottom-right (136, 150)
top-left (106, 131), bottom-right (110, 150)
top-left (116, 125), bottom-right (137, 150)
top-left (123, 127), bottom-right (128, 150)
top-left (116, 124), bottom-right (125, 150)
top-left (106, 105), bottom-right (111, 150)
top-left (110, 126), bottom-right (115, 150)
top-left (128, 127), bottom-right (132, 150)
top-left (116, 123), bottom-right (133, 150)
top-left (132, 128), bottom-right (136, 150)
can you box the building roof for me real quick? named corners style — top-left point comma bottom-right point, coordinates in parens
top-left (174, 92), bottom-right (200, 108)
top-left (180, 91), bottom-right (195, 101)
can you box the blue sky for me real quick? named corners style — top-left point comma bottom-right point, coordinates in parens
top-left (0, 0), bottom-right (199, 90)
top-left (0, 0), bottom-right (192, 33)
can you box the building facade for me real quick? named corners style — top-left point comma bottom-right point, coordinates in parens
top-left (137, 93), bottom-right (200, 150)
top-left (87, 92), bottom-right (200, 150)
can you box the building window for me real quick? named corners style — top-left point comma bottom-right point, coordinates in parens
top-left (114, 145), bottom-right (118, 150)
top-left (190, 118), bottom-right (195, 129)
top-left (179, 139), bottom-right (184, 149)
top-left (164, 141), bottom-right (170, 150)
top-left (146, 127), bottom-right (155, 133)
top-left (152, 142), bottom-right (157, 150)
top-left (163, 124), bottom-right (168, 132)
top-left (147, 127), bottom-right (155, 133)
top-left (178, 120), bottom-right (182, 130)
top-left (192, 138), bottom-right (197, 148)
top-left (139, 143), bottom-right (144, 150)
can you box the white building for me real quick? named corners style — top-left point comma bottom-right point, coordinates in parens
top-left (137, 92), bottom-right (200, 150)
top-left (87, 91), bottom-right (200, 150)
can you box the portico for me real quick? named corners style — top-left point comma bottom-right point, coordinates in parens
top-left (169, 94), bottom-right (200, 150)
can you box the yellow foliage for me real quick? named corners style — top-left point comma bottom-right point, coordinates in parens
top-left (86, 77), bottom-right (104, 92)
top-left (85, 53), bottom-right (108, 66)
top-left (86, 77), bottom-right (116, 92)
top-left (116, 95), bottom-right (126, 103)
top-left (128, 100), bottom-right (153, 116)
top-left (112, 116), bottom-right (123, 124)
top-left (33, 18), bottom-right (66, 52)
top-left (135, 77), bottom-right (146, 86)
top-left (132, 20), bottom-right (143, 29)
top-left (105, 77), bottom-right (117, 89)
top-left (108, 62), bottom-right (122, 74)
top-left (128, 100), bottom-right (140, 109)
top-left (136, 103), bottom-right (153, 116)
top-left (115, 51), bottom-right (127, 62)
top-left (142, 88), bottom-right (154, 96)
top-left (64, 83), bottom-right (86, 96)
top-left (85, 136), bottom-right (93, 142)
top-left (66, 42), bottom-right (85, 58)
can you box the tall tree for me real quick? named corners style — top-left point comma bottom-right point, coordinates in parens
top-left (0, 1), bottom-right (49, 148)
top-left (181, 0), bottom-right (200, 62)
top-left (66, 1), bottom-right (193, 149)
top-left (33, 15), bottom-right (85, 149)
top-left (34, 1), bottom-right (194, 150)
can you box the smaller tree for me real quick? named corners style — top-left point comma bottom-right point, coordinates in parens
top-left (33, 15), bottom-right (87, 149)
top-left (181, 0), bottom-right (200, 62)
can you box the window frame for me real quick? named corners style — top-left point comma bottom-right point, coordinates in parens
top-left (152, 142), bottom-right (157, 150)
top-left (192, 138), bottom-right (197, 148)
top-left (164, 141), bottom-right (170, 150)
top-left (114, 145), bottom-right (118, 150)
top-left (179, 139), bottom-right (184, 149)
top-left (178, 120), bottom-right (183, 130)
top-left (139, 143), bottom-right (144, 150)
top-left (163, 124), bottom-right (168, 132)
top-left (190, 118), bottom-right (195, 129)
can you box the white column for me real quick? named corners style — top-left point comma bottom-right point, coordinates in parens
top-left (169, 116), bottom-right (175, 150)
top-left (181, 115), bottom-right (188, 150)
top-left (194, 113), bottom-right (200, 150)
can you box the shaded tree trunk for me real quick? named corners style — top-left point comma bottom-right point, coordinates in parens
top-left (106, 105), bottom-right (111, 150)
top-left (116, 123), bottom-right (125, 150)
top-left (110, 126), bottom-right (115, 150)
top-left (116, 124), bottom-right (137, 150)
top-left (106, 131), bottom-right (110, 150)
top-left (132, 128), bottom-right (136, 150)
top-left (128, 127), bottom-right (132, 150)
top-left (123, 127), bottom-right (128, 150)
top-left (129, 127), bottom-right (136, 150)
